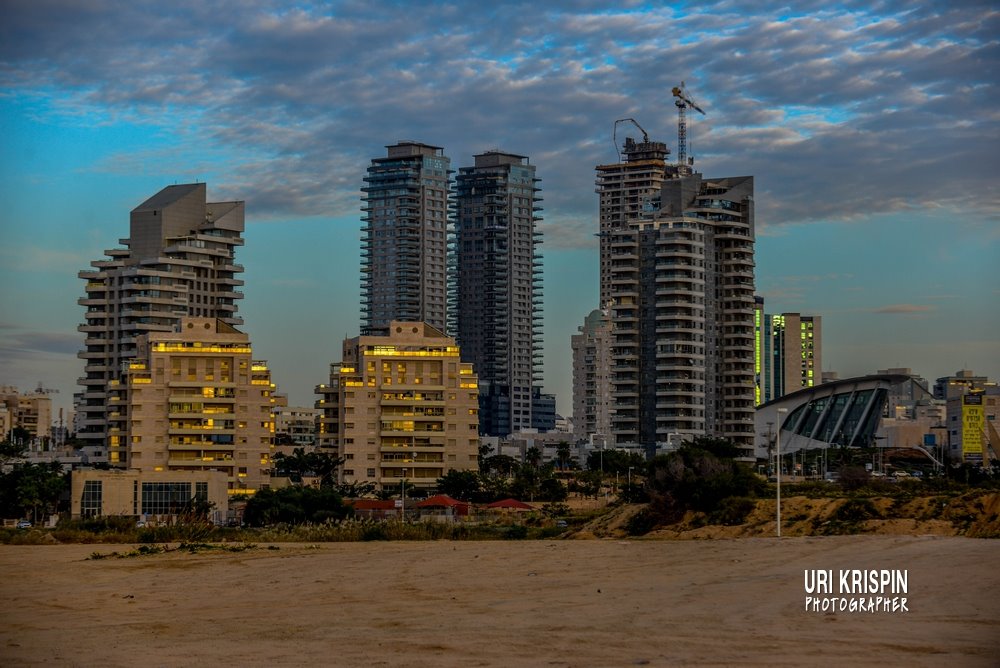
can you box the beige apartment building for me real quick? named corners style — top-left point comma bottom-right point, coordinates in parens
top-left (0, 386), bottom-right (53, 444)
top-left (112, 317), bottom-right (275, 494)
top-left (571, 309), bottom-right (614, 442)
top-left (316, 322), bottom-right (479, 491)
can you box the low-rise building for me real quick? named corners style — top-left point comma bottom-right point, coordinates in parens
top-left (71, 468), bottom-right (228, 523)
top-left (316, 322), bottom-right (480, 492)
top-left (1, 386), bottom-right (53, 446)
top-left (945, 388), bottom-right (1000, 466)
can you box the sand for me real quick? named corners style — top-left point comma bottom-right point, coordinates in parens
top-left (2, 536), bottom-right (999, 667)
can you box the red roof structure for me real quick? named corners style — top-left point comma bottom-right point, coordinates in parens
top-left (350, 499), bottom-right (397, 511)
top-left (486, 498), bottom-right (535, 511)
top-left (348, 499), bottom-right (399, 518)
top-left (414, 494), bottom-right (463, 508)
top-left (414, 494), bottom-right (470, 516)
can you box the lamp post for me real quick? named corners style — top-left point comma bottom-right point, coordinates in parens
top-left (627, 466), bottom-right (635, 494)
top-left (401, 468), bottom-right (407, 520)
top-left (776, 408), bottom-right (788, 538)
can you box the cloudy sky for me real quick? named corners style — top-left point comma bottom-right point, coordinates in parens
top-left (1, 0), bottom-right (997, 418)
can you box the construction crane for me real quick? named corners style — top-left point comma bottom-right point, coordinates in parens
top-left (612, 117), bottom-right (649, 162)
top-left (671, 81), bottom-right (705, 170)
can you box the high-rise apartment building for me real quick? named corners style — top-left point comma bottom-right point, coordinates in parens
top-left (114, 317), bottom-right (275, 494)
top-left (607, 172), bottom-right (756, 453)
top-left (752, 303), bottom-right (823, 404)
top-left (596, 136), bottom-right (670, 306)
top-left (571, 309), bottom-right (614, 441)
top-left (76, 183), bottom-right (245, 459)
top-left (361, 142), bottom-right (450, 334)
top-left (315, 322), bottom-right (479, 491)
top-left (454, 151), bottom-right (543, 436)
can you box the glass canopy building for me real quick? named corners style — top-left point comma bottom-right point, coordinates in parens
top-left (755, 373), bottom-right (911, 459)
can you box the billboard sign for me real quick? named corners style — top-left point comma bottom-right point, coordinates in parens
top-left (962, 394), bottom-right (984, 464)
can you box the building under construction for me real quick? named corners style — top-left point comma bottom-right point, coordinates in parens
top-left (586, 85), bottom-right (757, 455)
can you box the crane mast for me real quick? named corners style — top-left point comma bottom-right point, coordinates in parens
top-left (671, 81), bottom-right (706, 173)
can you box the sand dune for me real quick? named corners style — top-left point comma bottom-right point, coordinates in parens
top-left (2, 536), bottom-right (998, 666)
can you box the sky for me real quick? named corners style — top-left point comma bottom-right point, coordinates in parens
top-left (1, 0), bottom-right (998, 420)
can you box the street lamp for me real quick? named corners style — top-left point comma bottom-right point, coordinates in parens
top-left (401, 468), bottom-right (408, 520)
top-left (627, 466), bottom-right (635, 495)
top-left (776, 408), bottom-right (788, 538)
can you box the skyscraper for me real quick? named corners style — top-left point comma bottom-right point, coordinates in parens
top-left (76, 183), bottom-right (245, 461)
top-left (596, 136), bottom-right (670, 306)
top-left (607, 172), bottom-right (756, 453)
top-left (454, 151), bottom-right (543, 436)
top-left (361, 141), bottom-right (451, 334)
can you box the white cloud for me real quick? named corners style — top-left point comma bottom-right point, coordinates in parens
top-left (1, 0), bottom-right (996, 248)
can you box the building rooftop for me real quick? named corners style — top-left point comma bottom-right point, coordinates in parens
top-left (132, 183), bottom-right (205, 212)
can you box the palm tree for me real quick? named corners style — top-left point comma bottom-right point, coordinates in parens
top-left (556, 442), bottom-right (572, 471)
top-left (525, 446), bottom-right (542, 469)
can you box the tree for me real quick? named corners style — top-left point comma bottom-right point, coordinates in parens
top-left (0, 462), bottom-right (68, 523)
top-left (436, 470), bottom-right (481, 501)
top-left (10, 427), bottom-right (32, 447)
top-left (570, 470), bottom-right (602, 499)
top-left (524, 446), bottom-right (542, 470)
top-left (509, 466), bottom-right (540, 502)
top-left (271, 448), bottom-right (344, 488)
top-left (645, 439), bottom-right (764, 519)
top-left (336, 480), bottom-right (378, 499)
top-left (617, 481), bottom-right (648, 504)
top-left (0, 438), bottom-right (27, 465)
top-left (482, 454), bottom-right (519, 477)
top-left (538, 477), bottom-right (568, 502)
top-left (586, 448), bottom-right (645, 475)
top-left (556, 442), bottom-right (573, 471)
top-left (243, 486), bottom-right (352, 526)
top-left (477, 472), bottom-right (509, 502)
top-left (478, 442), bottom-right (494, 473)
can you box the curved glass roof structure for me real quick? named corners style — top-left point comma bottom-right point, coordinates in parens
top-left (755, 374), bottom-right (911, 458)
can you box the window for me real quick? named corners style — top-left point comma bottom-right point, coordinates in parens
top-left (81, 480), bottom-right (102, 517)
top-left (141, 482), bottom-right (193, 515)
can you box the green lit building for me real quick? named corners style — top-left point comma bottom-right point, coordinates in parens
top-left (754, 298), bottom-right (822, 405)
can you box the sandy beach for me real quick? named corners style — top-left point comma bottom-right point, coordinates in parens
top-left (2, 536), bottom-right (998, 667)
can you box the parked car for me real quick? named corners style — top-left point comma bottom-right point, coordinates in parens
top-left (16, 520), bottom-right (32, 529)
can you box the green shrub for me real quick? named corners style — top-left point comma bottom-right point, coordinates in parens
top-left (503, 524), bottom-right (528, 540)
top-left (834, 498), bottom-right (881, 523)
top-left (625, 508), bottom-right (660, 536)
top-left (707, 497), bottom-right (756, 526)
